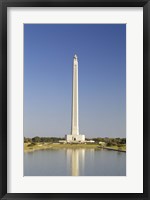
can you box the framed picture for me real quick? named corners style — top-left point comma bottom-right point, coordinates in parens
top-left (0, 0), bottom-right (149, 199)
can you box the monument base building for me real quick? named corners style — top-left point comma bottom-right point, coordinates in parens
top-left (65, 134), bottom-right (85, 143)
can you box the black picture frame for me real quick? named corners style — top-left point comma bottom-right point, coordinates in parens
top-left (0, 0), bottom-right (149, 199)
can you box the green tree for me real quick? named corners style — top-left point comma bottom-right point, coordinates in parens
top-left (32, 136), bottom-right (41, 143)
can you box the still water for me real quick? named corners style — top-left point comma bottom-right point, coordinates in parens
top-left (24, 149), bottom-right (126, 176)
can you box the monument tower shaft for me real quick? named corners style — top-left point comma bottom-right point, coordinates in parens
top-left (65, 54), bottom-right (85, 142)
top-left (71, 55), bottom-right (79, 135)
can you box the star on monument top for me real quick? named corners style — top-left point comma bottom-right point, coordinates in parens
top-left (74, 54), bottom-right (78, 59)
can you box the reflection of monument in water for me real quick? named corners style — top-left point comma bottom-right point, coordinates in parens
top-left (65, 55), bottom-right (85, 142)
top-left (72, 149), bottom-right (79, 176)
top-left (66, 149), bottom-right (85, 176)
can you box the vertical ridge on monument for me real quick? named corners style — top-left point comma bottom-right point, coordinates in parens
top-left (66, 55), bottom-right (85, 143)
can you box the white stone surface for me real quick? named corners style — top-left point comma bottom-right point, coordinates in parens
top-left (71, 54), bottom-right (79, 135)
top-left (66, 55), bottom-right (85, 142)
top-left (66, 134), bottom-right (85, 142)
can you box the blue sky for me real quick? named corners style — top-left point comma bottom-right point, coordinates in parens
top-left (24, 24), bottom-right (126, 138)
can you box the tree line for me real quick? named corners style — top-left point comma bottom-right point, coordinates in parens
top-left (24, 136), bottom-right (65, 143)
top-left (90, 137), bottom-right (126, 145)
top-left (24, 136), bottom-right (126, 145)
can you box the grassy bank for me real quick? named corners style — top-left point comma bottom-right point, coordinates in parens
top-left (102, 145), bottom-right (126, 152)
top-left (24, 142), bottom-right (98, 152)
top-left (24, 142), bottom-right (126, 152)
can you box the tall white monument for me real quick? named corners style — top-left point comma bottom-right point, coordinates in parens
top-left (66, 54), bottom-right (85, 142)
